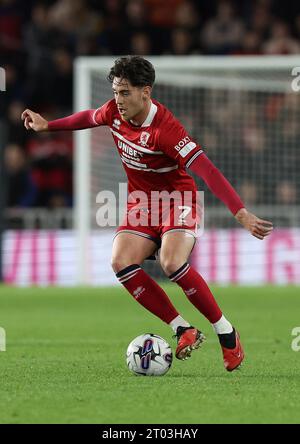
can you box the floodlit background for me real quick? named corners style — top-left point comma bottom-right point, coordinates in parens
top-left (1, 0), bottom-right (300, 285)
top-left (0, 0), bottom-right (300, 425)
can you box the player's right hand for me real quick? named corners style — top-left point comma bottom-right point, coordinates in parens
top-left (235, 208), bottom-right (273, 240)
top-left (21, 109), bottom-right (49, 132)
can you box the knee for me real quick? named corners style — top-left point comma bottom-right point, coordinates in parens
top-left (111, 256), bottom-right (137, 274)
top-left (160, 257), bottom-right (185, 277)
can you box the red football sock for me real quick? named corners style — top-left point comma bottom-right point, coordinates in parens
top-left (169, 263), bottom-right (222, 323)
top-left (116, 264), bottom-right (179, 324)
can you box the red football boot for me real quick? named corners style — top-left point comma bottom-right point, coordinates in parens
top-left (221, 329), bottom-right (244, 371)
top-left (175, 326), bottom-right (206, 360)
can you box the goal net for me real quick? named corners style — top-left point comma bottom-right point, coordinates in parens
top-left (74, 56), bottom-right (300, 285)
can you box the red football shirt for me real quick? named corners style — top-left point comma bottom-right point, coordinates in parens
top-left (93, 99), bottom-right (203, 197)
top-left (48, 98), bottom-right (244, 216)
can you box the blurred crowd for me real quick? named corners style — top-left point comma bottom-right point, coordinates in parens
top-left (185, 90), bottom-right (300, 207)
top-left (1, 0), bottom-right (300, 210)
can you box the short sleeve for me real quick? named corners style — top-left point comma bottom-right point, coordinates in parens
top-left (158, 114), bottom-right (203, 168)
top-left (93, 99), bottom-right (115, 126)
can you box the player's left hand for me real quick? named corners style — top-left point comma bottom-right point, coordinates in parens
top-left (235, 208), bottom-right (273, 240)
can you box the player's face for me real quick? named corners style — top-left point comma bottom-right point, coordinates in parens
top-left (112, 78), bottom-right (151, 122)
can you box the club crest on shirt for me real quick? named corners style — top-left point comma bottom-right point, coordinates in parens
top-left (139, 131), bottom-right (150, 147)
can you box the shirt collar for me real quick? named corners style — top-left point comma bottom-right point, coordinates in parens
top-left (141, 101), bottom-right (157, 127)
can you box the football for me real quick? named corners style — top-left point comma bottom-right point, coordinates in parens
top-left (126, 333), bottom-right (173, 376)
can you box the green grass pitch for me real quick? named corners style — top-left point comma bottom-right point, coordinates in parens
top-left (0, 284), bottom-right (300, 424)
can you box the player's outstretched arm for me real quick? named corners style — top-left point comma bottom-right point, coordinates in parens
top-left (21, 108), bottom-right (102, 132)
top-left (234, 208), bottom-right (273, 240)
top-left (188, 153), bottom-right (273, 240)
top-left (21, 109), bottom-right (48, 132)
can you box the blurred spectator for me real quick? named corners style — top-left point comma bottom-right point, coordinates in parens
top-left (7, 100), bottom-right (28, 145)
top-left (240, 123), bottom-right (267, 183)
top-left (4, 143), bottom-right (37, 207)
top-left (23, 4), bottom-right (54, 76)
top-left (250, 3), bottom-right (272, 40)
top-left (23, 4), bottom-right (59, 109)
top-left (100, 0), bottom-right (127, 54)
top-left (272, 93), bottom-right (300, 179)
top-left (145, 0), bottom-right (184, 28)
top-left (47, 191), bottom-right (71, 209)
top-left (1, 0), bottom-right (300, 212)
top-left (169, 28), bottom-right (197, 55)
top-left (201, 128), bottom-right (219, 158)
top-left (125, 0), bottom-right (154, 54)
top-left (239, 180), bottom-right (259, 205)
top-left (48, 0), bottom-right (103, 55)
top-left (276, 181), bottom-right (297, 204)
top-left (126, 0), bottom-right (148, 29)
top-left (243, 124), bottom-right (266, 155)
top-left (0, 0), bottom-right (22, 54)
top-left (263, 20), bottom-right (300, 54)
top-left (130, 32), bottom-right (152, 56)
top-left (50, 49), bottom-right (73, 112)
top-left (235, 31), bottom-right (262, 55)
top-left (174, 0), bottom-right (200, 29)
top-left (201, 1), bottom-right (245, 54)
top-left (49, 0), bottom-right (102, 39)
top-left (27, 131), bottom-right (73, 207)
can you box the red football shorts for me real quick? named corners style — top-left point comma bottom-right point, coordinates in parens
top-left (115, 193), bottom-right (202, 247)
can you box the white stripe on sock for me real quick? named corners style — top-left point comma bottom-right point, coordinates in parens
top-left (119, 267), bottom-right (141, 280)
top-left (119, 272), bottom-right (139, 283)
top-left (174, 267), bottom-right (190, 281)
top-left (170, 264), bottom-right (190, 282)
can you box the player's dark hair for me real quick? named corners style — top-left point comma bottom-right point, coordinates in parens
top-left (107, 56), bottom-right (155, 87)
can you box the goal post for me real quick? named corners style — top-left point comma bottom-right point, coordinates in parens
top-left (74, 56), bottom-right (300, 285)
